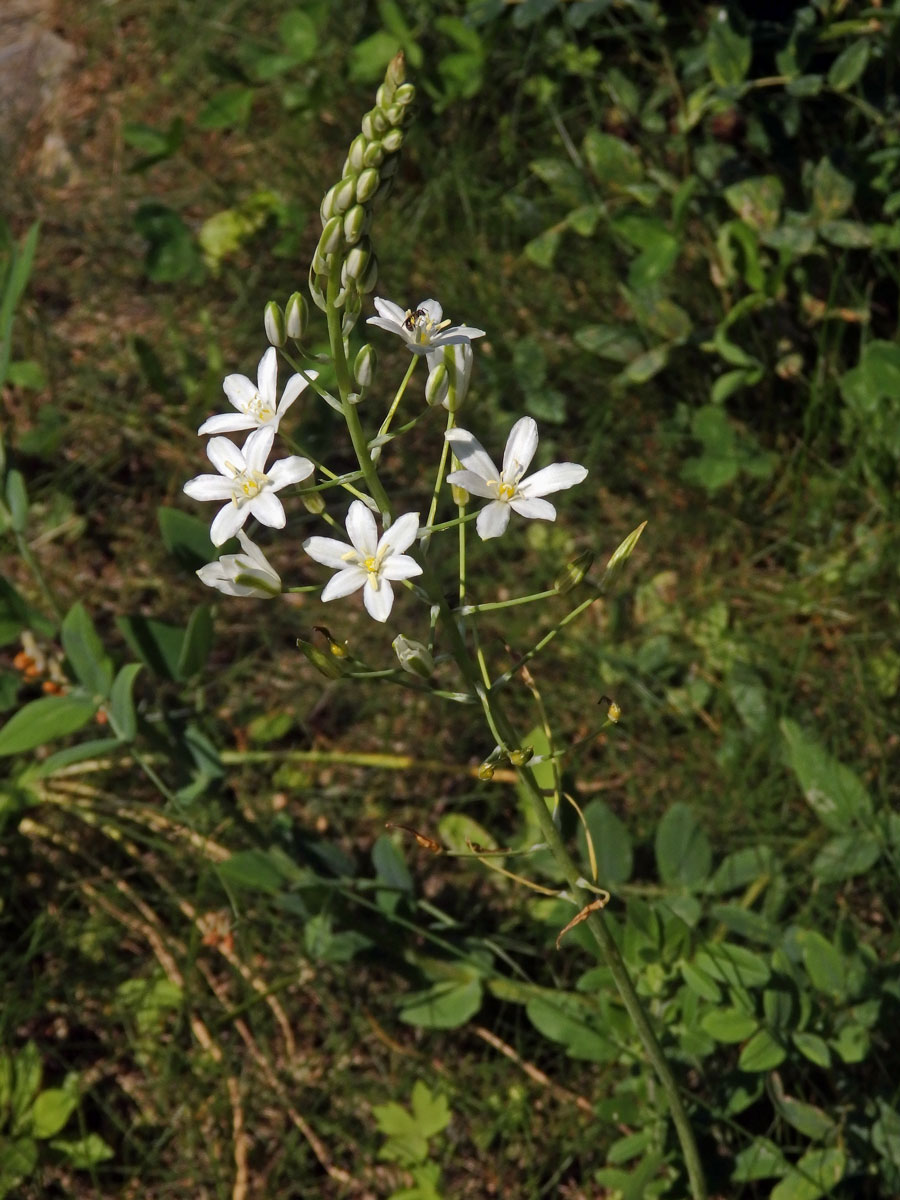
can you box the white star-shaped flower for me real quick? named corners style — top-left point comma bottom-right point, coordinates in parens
top-left (366, 297), bottom-right (485, 356)
top-left (197, 347), bottom-right (318, 438)
top-left (445, 416), bottom-right (588, 540)
top-left (184, 427), bottom-right (314, 546)
top-left (197, 531), bottom-right (282, 598)
top-left (303, 501), bottom-right (422, 623)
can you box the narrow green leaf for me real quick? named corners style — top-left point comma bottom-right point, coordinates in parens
top-left (108, 663), bottom-right (143, 741)
top-left (0, 695), bottom-right (97, 757)
top-left (797, 929), bottom-right (846, 998)
top-left (693, 942), bottom-right (770, 988)
top-left (738, 1028), bottom-right (786, 1072)
top-left (10, 1041), bottom-right (42, 1130)
top-left (61, 602), bottom-right (113, 698)
top-left (827, 40), bottom-right (869, 91)
top-left (176, 605), bottom-right (213, 680)
top-left (792, 1032), bottom-right (831, 1068)
top-left (6, 469), bottom-right (28, 533)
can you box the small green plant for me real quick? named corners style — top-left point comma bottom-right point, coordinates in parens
top-left (373, 1080), bottom-right (452, 1200)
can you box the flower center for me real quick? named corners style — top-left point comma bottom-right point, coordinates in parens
top-left (497, 481), bottom-right (517, 501)
top-left (241, 390), bottom-right (275, 423)
top-left (228, 467), bottom-right (269, 507)
top-left (403, 308), bottom-right (452, 346)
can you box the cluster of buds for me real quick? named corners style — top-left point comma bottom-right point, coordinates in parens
top-left (309, 52), bottom-right (415, 334)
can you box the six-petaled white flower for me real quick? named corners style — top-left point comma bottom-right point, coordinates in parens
top-left (197, 531), bottom-right (282, 598)
top-left (445, 416), bottom-right (587, 540)
top-left (198, 347), bottom-right (318, 439)
top-left (303, 501), bottom-right (422, 623)
top-left (184, 427), bottom-right (314, 546)
top-left (367, 297), bottom-right (485, 356)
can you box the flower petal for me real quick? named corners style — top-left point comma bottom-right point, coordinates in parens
top-left (418, 298), bottom-right (443, 325)
top-left (242, 425), bottom-right (275, 470)
top-left (236, 530), bottom-right (279, 578)
top-left (257, 346), bottom-right (278, 401)
top-left (379, 511), bottom-right (419, 557)
top-left (303, 535), bottom-right (356, 569)
top-left (197, 561), bottom-right (244, 596)
top-left (371, 297), bottom-right (406, 327)
top-left (445, 469), bottom-right (497, 500)
top-left (268, 455), bottom-right (314, 490)
top-left (279, 368), bottom-right (317, 412)
top-left (222, 373), bottom-right (257, 411)
top-left (445, 428), bottom-right (498, 483)
top-left (198, 412), bottom-right (255, 437)
top-left (210, 502), bottom-right (247, 546)
top-left (363, 577), bottom-right (394, 622)
top-left (502, 417), bottom-right (539, 480)
top-left (183, 474), bottom-right (233, 501)
top-left (345, 500), bottom-right (378, 557)
top-left (207, 436), bottom-right (245, 476)
top-left (510, 495), bottom-right (556, 521)
top-left (475, 501), bottom-right (512, 540)
top-left (248, 491), bottom-right (286, 529)
top-left (518, 462), bottom-right (588, 497)
top-left (380, 554), bottom-right (422, 582)
top-left (321, 566), bottom-right (366, 601)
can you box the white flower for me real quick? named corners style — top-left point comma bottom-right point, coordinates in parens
top-left (197, 347), bottom-right (318, 438)
top-left (366, 297), bottom-right (485, 356)
top-left (445, 416), bottom-right (588, 540)
top-left (197, 531), bottom-right (282, 598)
top-left (184, 427), bottom-right (314, 546)
top-left (303, 501), bottom-right (422, 623)
top-left (425, 342), bottom-right (474, 412)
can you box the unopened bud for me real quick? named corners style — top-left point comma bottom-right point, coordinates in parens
top-left (554, 549), bottom-right (594, 595)
top-left (509, 746), bottom-right (534, 767)
top-left (285, 291), bottom-right (308, 339)
top-left (354, 343), bottom-right (377, 389)
top-left (343, 203), bottom-right (367, 245)
top-left (319, 215), bottom-right (344, 256)
top-left (355, 167), bottom-right (380, 204)
top-left (361, 111), bottom-right (377, 141)
top-left (607, 700), bottom-right (621, 724)
top-left (301, 489), bottom-right (326, 515)
top-left (320, 183), bottom-right (338, 224)
top-left (357, 252), bottom-right (379, 294)
top-left (386, 51), bottom-right (406, 89)
top-left (382, 128), bottom-right (403, 153)
top-left (375, 83), bottom-right (389, 109)
top-left (297, 634), bottom-right (346, 679)
top-left (393, 635), bottom-right (434, 679)
top-left (362, 140), bottom-right (385, 168)
top-left (478, 761), bottom-right (496, 781)
top-left (264, 300), bottom-right (285, 347)
top-left (394, 82), bottom-right (415, 106)
top-left (334, 176), bottom-right (357, 215)
top-left (384, 104), bottom-right (404, 128)
top-left (450, 483), bottom-right (469, 506)
top-left (603, 521), bottom-right (647, 589)
top-left (425, 361), bottom-right (449, 407)
top-left (344, 240), bottom-right (372, 282)
top-left (346, 133), bottom-right (367, 172)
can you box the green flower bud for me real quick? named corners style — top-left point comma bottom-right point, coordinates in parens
top-left (344, 239), bottom-right (371, 282)
top-left (394, 82), bottom-right (415, 106)
top-left (509, 746), bottom-right (533, 767)
top-left (386, 51), bottom-right (406, 89)
top-left (392, 635), bottom-right (434, 679)
top-left (264, 300), bottom-right (285, 347)
top-left (382, 128), bottom-right (403, 153)
top-left (355, 168), bottom-right (380, 204)
top-left (603, 521), bottom-right (647, 589)
top-left (343, 203), bottom-right (367, 245)
top-left (554, 549), bottom-right (594, 595)
top-left (318, 214), bottom-right (344, 256)
top-left (353, 343), bottom-right (377, 389)
top-left (346, 133), bottom-right (367, 172)
top-left (297, 635), bottom-right (346, 679)
top-left (334, 176), bottom-right (357, 214)
top-left (301, 489), bottom-right (326, 515)
top-left (320, 184), bottom-right (337, 224)
top-left (375, 83), bottom-right (389, 109)
top-left (362, 140), bottom-right (384, 168)
top-left (371, 109), bottom-right (390, 135)
top-left (384, 104), bottom-right (404, 127)
top-left (425, 361), bottom-right (448, 407)
top-left (357, 252), bottom-right (379, 294)
top-left (478, 761), bottom-right (496, 781)
top-left (285, 291), bottom-right (308, 340)
top-left (361, 111), bottom-right (376, 141)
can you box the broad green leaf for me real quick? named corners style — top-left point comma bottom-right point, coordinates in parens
top-left (792, 1032), bottom-right (831, 1068)
top-left (526, 994), bottom-right (616, 1062)
top-left (780, 719), bottom-right (873, 831)
top-left (693, 943), bottom-right (770, 989)
top-left (278, 9), bottom-right (319, 61)
top-left (31, 1088), bottom-right (77, 1138)
top-left (797, 929), bottom-right (846, 998)
top-left (574, 324), bottom-right (644, 364)
top-left (817, 219), bottom-right (871, 248)
top-left (49, 1133), bottom-right (114, 1169)
top-left (811, 157), bottom-right (855, 220)
top-left (832, 1021), bottom-right (868, 1063)
top-left (862, 340), bottom-right (900, 397)
top-left (582, 129), bottom-right (643, 188)
top-left (738, 1028), bottom-right (786, 1072)
top-left (706, 9), bottom-right (751, 87)
top-left (786, 74), bottom-right (822, 97)
top-left (709, 903), bottom-right (774, 944)
top-left (410, 1081), bottom-right (451, 1138)
top-left (578, 799), bottom-right (633, 886)
top-left (438, 813), bottom-right (499, 858)
top-left (0, 695), bottom-right (97, 758)
top-left (117, 614), bottom-right (185, 679)
top-left (680, 961), bottom-right (721, 1002)
top-left (196, 85), bottom-right (255, 131)
top-left (732, 1137), bottom-right (788, 1182)
top-left (530, 157), bottom-right (587, 207)
top-left (812, 831), bottom-right (881, 881)
top-left (700, 1008), bottom-right (757, 1043)
top-left (523, 226), bottom-right (562, 268)
top-left (724, 176), bottom-right (783, 232)
top-left (606, 1127), bottom-right (653, 1165)
top-left (827, 40), bottom-right (869, 91)
top-left (217, 849), bottom-right (288, 894)
top-left (176, 605), bottom-right (213, 679)
top-left (775, 1095), bottom-right (835, 1140)
top-left (770, 1149), bottom-right (845, 1200)
top-left (0, 1136), bottom-right (37, 1194)
top-left (618, 344), bottom-right (669, 385)
top-left (655, 802), bottom-right (712, 887)
top-left (398, 979), bottom-right (482, 1029)
top-left (61, 602), bottom-right (113, 698)
top-left (108, 663), bottom-right (142, 742)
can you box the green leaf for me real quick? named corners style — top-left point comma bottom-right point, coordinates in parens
top-left (0, 1136), bottom-right (37, 1195)
top-left (31, 1088), bottom-right (77, 1139)
top-left (680, 961), bottom-right (721, 1002)
top-left (700, 1007), bottom-right (758, 1043)
top-left (61, 602), bottom-right (113, 698)
top-left (437, 813), bottom-right (500, 857)
top-left (618, 344), bottom-right (669, 385)
top-left (792, 1031), bottom-right (831, 1068)
top-left (578, 799), bottom-right (633, 886)
top-left (278, 9), bottom-right (319, 61)
top-left (780, 719), bottom-right (873, 831)
top-left (827, 39), bottom-right (869, 91)
top-left (797, 929), bottom-right (846, 998)
top-left (706, 10), bottom-right (751, 87)
top-left (770, 1149), bottom-right (845, 1200)
top-left (411, 1081), bottom-right (451, 1138)
top-left (738, 1028), bottom-right (786, 1072)
top-left (23, 737), bottom-right (122, 780)
top-left (655, 802), bottom-right (712, 887)
top-left (196, 85), bottom-right (255, 131)
top-left (5, 469), bottom-right (28, 533)
top-left (10, 1042), bottom-right (42, 1130)
top-left (217, 849), bottom-right (288, 894)
top-left (117, 614), bottom-right (185, 680)
top-left (582, 129), bottom-right (643, 188)
top-left (523, 226), bottom-right (562, 268)
top-left (817, 219), bottom-right (871, 248)
top-left (176, 605), bottom-right (213, 680)
top-left (398, 979), bottom-right (482, 1029)
top-left (158, 505), bottom-right (221, 572)
top-left (693, 943), bottom-right (770, 989)
top-left (812, 831), bottom-right (881, 882)
top-left (0, 578), bottom-right (43, 646)
top-left (0, 695), bottom-right (97, 758)
top-left (724, 176), bottom-right (783, 232)
top-left (775, 1095), bottom-right (835, 1140)
top-left (49, 1133), bottom-right (114, 1169)
top-left (732, 1137), bottom-right (788, 1183)
top-left (861, 340), bottom-right (900, 397)
top-left (811, 157), bottom-right (855, 220)
top-left (832, 1021), bottom-right (869, 1063)
top-left (574, 324), bottom-right (644, 364)
top-left (133, 202), bottom-right (204, 285)
top-left (526, 994), bottom-right (615, 1062)
top-left (108, 663), bottom-right (142, 742)
top-left (786, 74), bottom-right (822, 97)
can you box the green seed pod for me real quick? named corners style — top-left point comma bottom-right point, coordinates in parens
top-left (554, 549), bottom-right (595, 595)
top-left (355, 167), bottom-right (380, 203)
top-left (353, 342), bottom-right (377, 389)
top-left (285, 291), bottom-right (308, 340)
top-left (264, 300), bottom-right (285, 347)
top-left (382, 128), bottom-right (403, 154)
top-left (392, 635), bottom-right (435, 680)
top-left (343, 203), bottom-right (367, 245)
top-left (509, 746), bottom-right (534, 767)
top-left (297, 635), bottom-right (346, 679)
top-left (477, 761), bottom-right (495, 781)
top-left (362, 140), bottom-right (384, 168)
top-left (301, 489), bottom-right (326, 515)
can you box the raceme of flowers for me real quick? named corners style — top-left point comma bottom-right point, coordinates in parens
top-left (445, 417), bottom-right (588, 540)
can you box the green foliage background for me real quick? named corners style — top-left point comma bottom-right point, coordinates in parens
top-left (1, 0), bottom-right (899, 1196)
